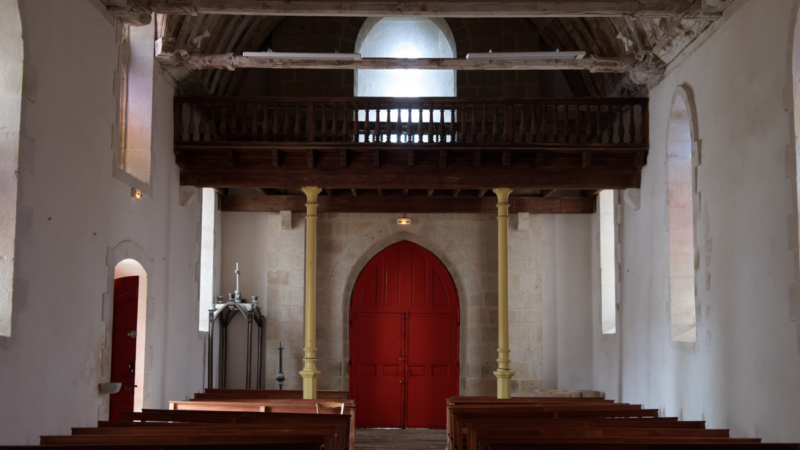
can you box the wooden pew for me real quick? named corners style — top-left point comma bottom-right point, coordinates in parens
top-left (7, 444), bottom-right (320, 450)
top-left (198, 389), bottom-right (349, 400)
top-left (41, 431), bottom-right (333, 449)
top-left (123, 410), bottom-right (348, 450)
top-left (74, 420), bottom-right (348, 450)
top-left (168, 400), bottom-right (356, 450)
top-left (447, 403), bottom-right (660, 450)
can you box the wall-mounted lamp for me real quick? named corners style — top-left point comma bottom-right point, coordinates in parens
top-left (131, 188), bottom-right (142, 199)
top-left (397, 214), bottom-right (411, 225)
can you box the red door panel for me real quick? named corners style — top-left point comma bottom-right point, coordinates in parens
top-left (351, 312), bottom-right (404, 427)
top-left (406, 313), bottom-right (457, 428)
top-left (109, 276), bottom-right (138, 422)
top-left (350, 241), bottom-right (459, 429)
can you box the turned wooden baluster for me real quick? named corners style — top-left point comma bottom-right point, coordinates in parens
top-left (551, 105), bottom-right (558, 143)
top-left (361, 104), bottom-right (368, 143)
top-left (282, 105), bottom-right (290, 141)
top-left (489, 104), bottom-right (497, 142)
top-left (248, 104), bottom-right (255, 140)
top-left (219, 104), bottom-right (227, 138)
top-left (529, 104), bottom-right (536, 143)
top-left (617, 104), bottom-right (624, 144)
top-left (480, 104), bottom-right (487, 143)
top-left (260, 105), bottom-right (267, 141)
top-left (517, 105), bottom-right (525, 144)
top-left (456, 105), bottom-right (463, 143)
top-left (584, 106), bottom-right (592, 144)
top-left (406, 103), bottom-right (414, 143)
top-left (629, 104), bottom-right (636, 144)
top-left (439, 106), bottom-right (445, 143)
top-left (341, 104), bottom-right (350, 142)
top-left (563, 104), bottom-right (570, 143)
top-left (427, 105), bottom-right (434, 143)
top-left (271, 106), bottom-right (278, 141)
top-left (416, 105), bottom-right (424, 143)
top-left (239, 104), bottom-right (246, 137)
top-left (320, 105), bottom-right (328, 141)
top-left (403, 107), bottom-right (410, 143)
top-left (331, 104), bottom-right (338, 142)
top-left (642, 103), bottom-right (649, 145)
top-left (470, 104), bottom-right (477, 143)
top-left (375, 104), bottom-right (382, 143)
top-left (306, 104), bottom-right (315, 142)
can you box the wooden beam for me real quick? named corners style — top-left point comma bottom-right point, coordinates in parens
top-left (221, 195), bottom-right (596, 214)
top-left (181, 168), bottom-right (640, 190)
top-left (257, 188), bottom-right (269, 196)
top-left (542, 189), bottom-right (557, 197)
top-left (158, 52), bottom-right (656, 74)
top-left (351, 188), bottom-right (358, 196)
top-left (111, 1), bottom-right (720, 22)
top-left (478, 189), bottom-right (489, 197)
top-left (324, 188), bottom-right (334, 197)
top-left (212, 188), bottom-right (227, 196)
top-left (453, 189), bottom-right (461, 198)
top-left (427, 189), bottom-right (434, 197)
top-left (582, 151), bottom-right (592, 168)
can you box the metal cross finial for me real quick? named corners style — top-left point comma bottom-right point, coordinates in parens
top-left (234, 262), bottom-right (241, 301)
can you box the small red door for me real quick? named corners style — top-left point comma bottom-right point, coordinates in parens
top-left (109, 276), bottom-right (138, 422)
top-left (350, 241), bottom-right (459, 429)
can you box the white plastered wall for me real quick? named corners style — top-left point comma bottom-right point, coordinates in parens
top-left (592, 0), bottom-right (800, 442)
top-left (0, 1), bottom-right (205, 444)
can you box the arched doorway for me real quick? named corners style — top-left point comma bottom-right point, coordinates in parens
top-left (349, 241), bottom-right (459, 429)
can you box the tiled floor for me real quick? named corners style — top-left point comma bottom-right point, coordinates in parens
top-left (356, 428), bottom-right (447, 449)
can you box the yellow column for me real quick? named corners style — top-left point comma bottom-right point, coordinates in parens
top-left (300, 186), bottom-right (322, 399)
top-left (493, 188), bottom-right (515, 399)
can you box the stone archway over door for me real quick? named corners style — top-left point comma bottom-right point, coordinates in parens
top-left (349, 241), bottom-right (459, 429)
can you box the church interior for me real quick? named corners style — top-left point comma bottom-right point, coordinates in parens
top-left (2, 0), bottom-right (800, 448)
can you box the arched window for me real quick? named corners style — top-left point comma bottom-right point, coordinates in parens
top-left (198, 188), bottom-right (220, 332)
top-left (114, 19), bottom-right (154, 194)
top-left (354, 17), bottom-right (456, 97)
top-left (667, 88), bottom-right (698, 343)
top-left (0, 0), bottom-right (23, 338)
top-left (599, 190), bottom-right (617, 334)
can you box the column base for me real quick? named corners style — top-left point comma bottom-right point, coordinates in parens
top-left (493, 369), bottom-right (515, 399)
top-left (299, 366), bottom-right (320, 399)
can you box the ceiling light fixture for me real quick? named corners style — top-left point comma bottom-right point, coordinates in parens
top-left (243, 51), bottom-right (362, 61)
top-left (397, 213), bottom-right (411, 225)
top-left (466, 51), bottom-right (586, 60)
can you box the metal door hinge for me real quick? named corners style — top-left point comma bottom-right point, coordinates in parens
top-left (127, 330), bottom-right (137, 338)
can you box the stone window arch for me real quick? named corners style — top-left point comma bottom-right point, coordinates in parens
top-left (666, 85), bottom-right (700, 343)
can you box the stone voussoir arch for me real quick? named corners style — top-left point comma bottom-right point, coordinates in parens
top-left (325, 215), bottom-right (483, 391)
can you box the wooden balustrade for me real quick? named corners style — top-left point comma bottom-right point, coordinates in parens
top-left (175, 97), bottom-right (648, 147)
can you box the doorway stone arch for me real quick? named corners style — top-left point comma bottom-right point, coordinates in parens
top-left (320, 215), bottom-right (484, 394)
top-left (102, 241), bottom-right (154, 419)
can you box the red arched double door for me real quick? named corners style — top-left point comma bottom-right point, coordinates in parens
top-left (349, 241), bottom-right (459, 429)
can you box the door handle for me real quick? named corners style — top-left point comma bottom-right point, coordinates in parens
top-left (398, 358), bottom-right (405, 362)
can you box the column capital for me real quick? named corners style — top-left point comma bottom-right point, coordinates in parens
top-left (492, 188), bottom-right (513, 205)
top-left (302, 186), bottom-right (322, 202)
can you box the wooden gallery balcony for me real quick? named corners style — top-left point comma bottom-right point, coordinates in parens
top-left (174, 97), bottom-right (648, 213)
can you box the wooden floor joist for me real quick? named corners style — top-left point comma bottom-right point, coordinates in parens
top-left (221, 195), bottom-right (596, 214)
